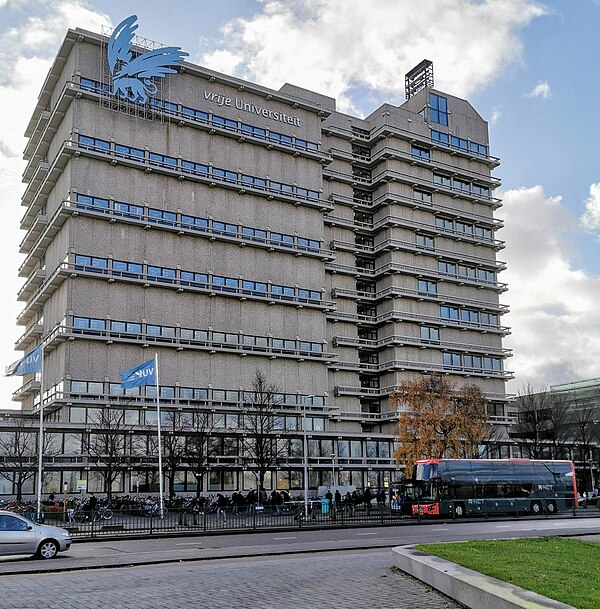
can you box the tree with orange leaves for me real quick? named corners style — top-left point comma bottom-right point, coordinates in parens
top-left (390, 375), bottom-right (488, 477)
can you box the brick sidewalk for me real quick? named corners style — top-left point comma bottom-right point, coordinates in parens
top-left (0, 550), bottom-right (462, 609)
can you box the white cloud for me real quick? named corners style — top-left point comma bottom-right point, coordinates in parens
top-left (581, 182), bottom-right (600, 232)
top-left (0, 1), bottom-right (110, 406)
top-left (501, 186), bottom-right (600, 392)
top-left (200, 0), bottom-right (546, 113)
top-left (525, 80), bottom-right (550, 98)
top-left (490, 109), bottom-right (502, 126)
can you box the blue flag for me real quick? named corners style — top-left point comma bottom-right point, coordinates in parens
top-left (120, 358), bottom-right (156, 389)
top-left (6, 345), bottom-right (43, 376)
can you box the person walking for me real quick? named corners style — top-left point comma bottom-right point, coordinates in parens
top-left (334, 489), bottom-right (342, 520)
top-left (216, 493), bottom-right (228, 524)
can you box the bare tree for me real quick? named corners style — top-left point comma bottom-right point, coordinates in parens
top-left (569, 401), bottom-right (599, 492)
top-left (86, 408), bottom-right (130, 506)
top-left (239, 370), bottom-right (287, 495)
top-left (510, 385), bottom-right (570, 459)
top-left (147, 410), bottom-right (187, 499)
top-left (390, 374), bottom-right (488, 476)
top-left (0, 417), bottom-right (58, 501)
top-left (183, 409), bottom-right (216, 497)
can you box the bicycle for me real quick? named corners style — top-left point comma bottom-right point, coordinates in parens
top-left (91, 506), bottom-right (113, 522)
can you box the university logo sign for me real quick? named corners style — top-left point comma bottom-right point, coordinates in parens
top-left (108, 15), bottom-right (188, 104)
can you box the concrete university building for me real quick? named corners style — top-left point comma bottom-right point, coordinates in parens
top-left (6, 19), bottom-right (511, 497)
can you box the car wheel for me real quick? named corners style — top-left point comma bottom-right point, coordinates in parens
top-left (530, 501), bottom-right (542, 515)
top-left (454, 503), bottom-right (465, 518)
top-left (37, 539), bottom-right (59, 559)
top-left (546, 501), bottom-right (557, 514)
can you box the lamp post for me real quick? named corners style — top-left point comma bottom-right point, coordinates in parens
top-left (303, 395), bottom-right (314, 518)
top-left (330, 453), bottom-right (336, 488)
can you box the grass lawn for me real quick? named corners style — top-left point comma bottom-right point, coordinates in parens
top-left (417, 537), bottom-right (600, 609)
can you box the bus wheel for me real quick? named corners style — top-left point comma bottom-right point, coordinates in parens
top-left (546, 501), bottom-right (557, 514)
top-left (454, 503), bottom-right (465, 518)
top-left (530, 501), bottom-right (542, 515)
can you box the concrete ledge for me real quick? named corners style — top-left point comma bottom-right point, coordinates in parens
top-left (392, 545), bottom-right (575, 609)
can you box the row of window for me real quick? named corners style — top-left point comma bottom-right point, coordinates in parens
top-left (72, 254), bottom-right (323, 305)
top-left (67, 408), bottom-right (325, 433)
top-left (431, 129), bottom-right (488, 157)
top-left (71, 315), bottom-right (325, 355)
top-left (67, 380), bottom-right (325, 407)
top-left (442, 352), bottom-right (503, 373)
top-left (437, 261), bottom-right (496, 284)
top-left (440, 305), bottom-right (499, 328)
top-left (75, 194), bottom-right (321, 253)
top-left (79, 77), bottom-right (319, 153)
top-left (435, 215), bottom-right (494, 240)
top-left (76, 135), bottom-right (320, 203)
top-left (433, 172), bottom-right (491, 198)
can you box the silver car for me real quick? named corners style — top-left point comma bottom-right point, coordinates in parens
top-left (0, 510), bottom-right (71, 559)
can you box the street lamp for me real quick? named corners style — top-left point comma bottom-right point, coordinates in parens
top-left (303, 395), bottom-right (314, 518)
top-left (330, 453), bottom-right (336, 488)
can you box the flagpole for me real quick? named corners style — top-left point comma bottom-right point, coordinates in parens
top-left (154, 353), bottom-right (164, 517)
top-left (36, 344), bottom-right (45, 521)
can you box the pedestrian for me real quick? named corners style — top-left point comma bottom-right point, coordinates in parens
top-left (345, 491), bottom-right (354, 517)
top-left (334, 489), bottom-right (342, 520)
top-left (363, 487), bottom-right (372, 514)
top-left (325, 489), bottom-right (333, 518)
top-left (216, 493), bottom-right (228, 523)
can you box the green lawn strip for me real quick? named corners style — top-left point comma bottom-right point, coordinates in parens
top-left (416, 537), bottom-right (600, 609)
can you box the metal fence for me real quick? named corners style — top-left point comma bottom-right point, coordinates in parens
top-left (36, 498), bottom-right (592, 539)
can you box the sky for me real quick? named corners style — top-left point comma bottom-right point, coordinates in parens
top-left (0, 0), bottom-right (599, 405)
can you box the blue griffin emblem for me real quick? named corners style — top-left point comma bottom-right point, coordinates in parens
top-left (108, 15), bottom-right (188, 104)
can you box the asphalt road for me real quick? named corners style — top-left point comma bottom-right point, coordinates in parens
top-left (2, 515), bottom-right (599, 575)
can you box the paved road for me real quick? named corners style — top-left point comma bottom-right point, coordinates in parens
top-left (0, 549), bottom-right (462, 609)
top-left (2, 516), bottom-right (599, 575)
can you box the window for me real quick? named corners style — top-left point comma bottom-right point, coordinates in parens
top-left (436, 217), bottom-right (453, 231)
top-left (429, 93), bottom-right (448, 126)
top-left (470, 141), bottom-right (488, 156)
top-left (416, 234), bottom-right (435, 249)
top-left (212, 115), bottom-right (237, 131)
top-left (461, 309), bottom-right (479, 323)
top-left (114, 201), bottom-right (144, 219)
top-left (112, 260), bottom-right (143, 278)
top-left (480, 312), bottom-right (498, 327)
top-left (475, 226), bottom-right (493, 240)
top-left (76, 194), bottom-right (109, 212)
top-left (431, 130), bottom-right (449, 145)
top-left (440, 305), bottom-right (459, 320)
top-left (456, 221), bottom-right (473, 236)
top-left (472, 184), bottom-right (490, 198)
top-left (182, 106), bottom-right (209, 122)
top-left (115, 144), bottom-right (145, 160)
top-left (433, 173), bottom-right (451, 188)
top-left (458, 265), bottom-right (476, 280)
top-left (148, 208), bottom-right (177, 225)
top-left (454, 178), bottom-right (471, 192)
top-left (451, 136), bottom-right (469, 152)
top-left (212, 167), bottom-right (237, 183)
top-left (411, 145), bottom-right (430, 160)
top-left (413, 190), bottom-right (432, 204)
top-left (269, 131), bottom-right (293, 146)
top-left (149, 152), bottom-right (177, 168)
top-left (438, 261), bottom-right (456, 275)
top-left (478, 268), bottom-right (495, 283)
top-left (181, 161), bottom-right (209, 176)
top-left (443, 352), bottom-right (461, 368)
top-left (420, 326), bottom-right (440, 342)
top-left (78, 135), bottom-right (110, 151)
top-left (241, 123), bottom-right (266, 138)
top-left (464, 354), bottom-right (482, 369)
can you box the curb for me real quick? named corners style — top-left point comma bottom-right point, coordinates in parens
top-left (392, 545), bottom-right (575, 609)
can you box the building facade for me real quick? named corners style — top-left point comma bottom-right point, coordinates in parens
top-left (4, 23), bottom-right (511, 497)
